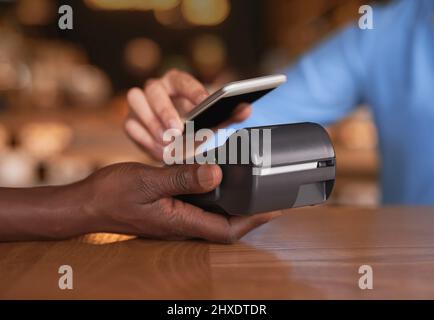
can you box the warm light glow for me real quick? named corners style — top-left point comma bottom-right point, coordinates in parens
top-left (18, 122), bottom-right (73, 159)
top-left (182, 0), bottom-right (230, 26)
top-left (0, 151), bottom-right (37, 187)
top-left (66, 65), bottom-right (112, 107)
top-left (154, 8), bottom-right (181, 27)
top-left (124, 38), bottom-right (162, 74)
top-left (0, 62), bottom-right (18, 91)
top-left (160, 55), bottom-right (192, 74)
top-left (0, 125), bottom-right (8, 151)
top-left (46, 155), bottom-right (93, 185)
top-left (85, 0), bottom-right (179, 11)
top-left (16, 0), bottom-right (55, 26)
top-left (191, 34), bottom-right (226, 76)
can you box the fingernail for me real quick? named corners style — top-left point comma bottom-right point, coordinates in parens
top-left (197, 165), bottom-right (216, 190)
top-left (267, 211), bottom-right (283, 220)
top-left (168, 119), bottom-right (183, 132)
top-left (195, 93), bottom-right (208, 104)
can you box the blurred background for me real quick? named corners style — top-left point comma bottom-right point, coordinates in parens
top-left (0, 0), bottom-right (381, 206)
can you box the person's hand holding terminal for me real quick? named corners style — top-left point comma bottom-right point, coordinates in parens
top-left (0, 163), bottom-right (280, 242)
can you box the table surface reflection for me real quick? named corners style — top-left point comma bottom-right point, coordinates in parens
top-left (1, 206), bottom-right (434, 299)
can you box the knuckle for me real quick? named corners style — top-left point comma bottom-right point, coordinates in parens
top-left (145, 79), bottom-right (160, 91)
top-left (222, 229), bottom-right (237, 244)
top-left (180, 76), bottom-right (191, 86)
top-left (158, 199), bottom-right (187, 235)
top-left (167, 68), bottom-right (180, 77)
top-left (159, 198), bottom-right (177, 216)
top-left (138, 171), bottom-right (157, 199)
top-left (168, 68), bottom-right (178, 75)
top-left (139, 110), bottom-right (156, 126)
top-left (159, 108), bottom-right (173, 120)
top-left (216, 222), bottom-right (236, 244)
top-left (148, 121), bottom-right (161, 133)
top-left (171, 168), bottom-right (190, 193)
top-left (193, 89), bottom-right (206, 100)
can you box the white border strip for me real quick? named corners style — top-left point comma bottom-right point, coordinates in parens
top-left (253, 161), bottom-right (318, 176)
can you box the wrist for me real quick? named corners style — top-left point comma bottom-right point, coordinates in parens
top-left (0, 181), bottom-right (99, 241)
top-left (47, 181), bottom-right (100, 238)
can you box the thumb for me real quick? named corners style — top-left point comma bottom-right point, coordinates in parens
top-left (149, 164), bottom-right (222, 199)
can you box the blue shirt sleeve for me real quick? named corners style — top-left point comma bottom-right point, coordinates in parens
top-left (232, 23), bottom-right (371, 130)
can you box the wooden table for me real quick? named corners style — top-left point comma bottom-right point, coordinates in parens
top-left (1, 206), bottom-right (434, 299)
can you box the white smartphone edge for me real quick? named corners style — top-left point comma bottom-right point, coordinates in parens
top-left (184, 74), bottom-right (287, 121)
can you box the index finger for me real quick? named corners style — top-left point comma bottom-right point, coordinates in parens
top-left (162, 69), bottom-right (209, 106)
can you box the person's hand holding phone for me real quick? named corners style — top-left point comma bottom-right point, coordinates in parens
top-left (125, 69), bottom-right (252, 160)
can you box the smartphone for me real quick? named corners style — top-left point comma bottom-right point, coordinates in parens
top-left (184, 74), bottom-right (287, 131)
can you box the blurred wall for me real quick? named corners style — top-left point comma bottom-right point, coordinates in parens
top-left (0, 0), bottom-right (382, 206)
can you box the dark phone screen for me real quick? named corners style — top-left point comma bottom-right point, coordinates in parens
top-left (188, 88), bottom-right (274, 131)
